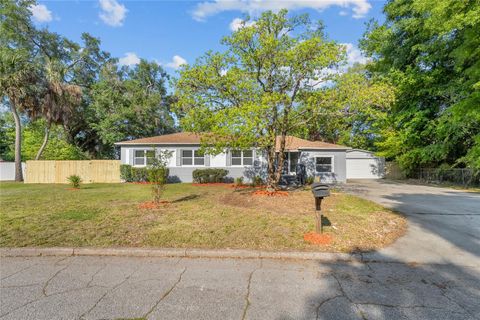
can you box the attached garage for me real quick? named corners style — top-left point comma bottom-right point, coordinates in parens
top-left (346, 149), bottom-right (385, 179)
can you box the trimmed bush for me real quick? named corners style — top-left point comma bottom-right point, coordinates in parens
top-left (251, 175), bottom-right (264, 187)
top-left (192, 168), bottom-right (229, 183)
top-left (120, 164), bottom-right (133, 182)
top-left (67, 175), bottom-right (82, 188)
top-left (120, 164), bottom-right (169, 183)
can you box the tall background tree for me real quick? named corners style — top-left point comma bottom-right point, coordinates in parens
top-left (361, 0), bottom-right (480, 174)
top-left (1, 0), bottom-right (176, 166)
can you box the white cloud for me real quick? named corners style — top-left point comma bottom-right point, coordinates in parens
top-left (118, 52), bottom-right (140, 66)
top-left (99, 0), bottom-right (127, 27)
top-left (166, 55), bottom-right (187, 69)
top-left (342, 43), bottom-right (368, 66)
top-left (229, 17), bottom-right (255, 31)
top-left (29, 4), bottom-right (53, 23)
top-left (192, 0), bottom-right (371, 21)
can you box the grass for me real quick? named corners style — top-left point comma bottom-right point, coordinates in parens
top-left (0, 182), bottom-right (406, 252)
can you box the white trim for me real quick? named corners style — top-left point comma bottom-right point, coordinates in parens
top-left (132, 149), bottom-right (156, 167)
top-left (230, 149), bottom-right (253, 167)
top-left (314, 155), bottom-right (335, 173)
top-left (180, 149), bottom-right (205, 167)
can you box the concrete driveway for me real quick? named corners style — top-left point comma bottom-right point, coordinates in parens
top-left (344, 180), bottom-right (480, 267)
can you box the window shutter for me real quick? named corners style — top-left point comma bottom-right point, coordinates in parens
top-left (226, 150), bottom-right (231, 166)
top-left (205, 154), bottom-right (210, 167)
top-left (129, 149), bottom-right (134, 165)
top-left (176, 149), bottom-right (182, 166)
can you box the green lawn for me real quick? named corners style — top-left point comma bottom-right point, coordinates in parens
top-left (0, 182), bottom-right (406, 252)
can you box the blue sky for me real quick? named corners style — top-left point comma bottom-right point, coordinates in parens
top-left (29, 0), bottom-right (386, 74)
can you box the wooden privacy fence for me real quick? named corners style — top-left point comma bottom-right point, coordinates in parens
top-left (25, 160), bottom-right (121, 184)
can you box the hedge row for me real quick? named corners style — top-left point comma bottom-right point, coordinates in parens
top-left (192, 168), bottom-right (229, 183)
top-left (120, 164), bottom-right (169, 182)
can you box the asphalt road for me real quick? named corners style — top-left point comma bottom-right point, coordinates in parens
top-left (1, 256), bottom-right (479, 320)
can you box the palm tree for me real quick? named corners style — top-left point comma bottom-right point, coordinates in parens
top-left (0, 48), bottom-right (40, 181)
top-left (35, 59), bottom-right (82, 160)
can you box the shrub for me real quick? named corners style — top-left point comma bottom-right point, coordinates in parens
top-left (251, 175), bottom-right (264, 187)
top-left (120, 164), bottom-right (169, 183)
top-left (234, 177), bottom-right (244, 186)
top-left (192, 168), bottom-right (229, 183)
top-left (305, 176), bottom-right (315, 185)
top-left (120, 164), bottom-right (133, 182)
top-left (148, 151), bottom-right (172, 203)
top-left (67, 175), bottom-right (82, 188)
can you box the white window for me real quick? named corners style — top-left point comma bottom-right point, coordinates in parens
top-left (231, 150), bottom-right (253, 166)
top-left (315, 156), bottom-right (333, 173)
top-left (134, 150), bottom-right (155, 166)
top-left (182, 150), bottom-right (204, 166)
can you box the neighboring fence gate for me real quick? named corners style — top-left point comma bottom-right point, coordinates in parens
top-left (25, 160), bottom-right (121, 184)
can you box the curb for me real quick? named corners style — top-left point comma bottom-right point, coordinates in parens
top-left (0, 247), bottom-right (362, 262)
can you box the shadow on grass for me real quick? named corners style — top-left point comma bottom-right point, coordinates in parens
top-left (171, 194), bottom-right (200, 203)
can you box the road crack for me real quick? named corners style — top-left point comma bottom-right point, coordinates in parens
top-left (143, 267), bottom-right (187, 319)
top-left (241, 267), bottom-right (259, 320)
top-left (79, 269), bottom-right (136, 320)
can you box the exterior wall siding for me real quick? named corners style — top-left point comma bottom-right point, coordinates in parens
top-left (119, 145), bottom-right (347, 183)
top-left (300, 150), bottom-right (347, 183)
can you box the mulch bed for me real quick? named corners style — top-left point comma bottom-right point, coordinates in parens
top-left (138, 200), bottom-right (170, 209)
top-left (303, 232), bottom-right (333, 245)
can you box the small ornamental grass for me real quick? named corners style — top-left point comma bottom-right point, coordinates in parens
top-left (67, 175), bottom-right (82, 189)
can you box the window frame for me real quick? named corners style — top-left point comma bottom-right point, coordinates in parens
top-left (315, 155), bottom-right (334, 173)
top-left (231, 150), bottom-right (253, 166)
top-left (181, 149), bottom-right (205, 167)
top-left (133, 149), bottom-right (156, 167)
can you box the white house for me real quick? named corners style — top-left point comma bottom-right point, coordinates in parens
top-left (115, 132), bottom-right (385, 183)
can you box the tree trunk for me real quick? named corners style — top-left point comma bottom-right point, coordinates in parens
top-left (274, 133), bottom-right (287, 188)
top-left (10, 103), bottom-right (23, 182)
top-left (35, 124), bottom-right (50, 160)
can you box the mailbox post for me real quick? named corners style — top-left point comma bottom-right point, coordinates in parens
top-left (311, 183), bottom-right (330, 233)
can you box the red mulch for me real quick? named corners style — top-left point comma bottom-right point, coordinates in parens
top-left (303, 232), bottom-right (332, 245)
top-left (251, 190), bottom-right (289, 197)
top-left (138, 200), bottom-right (170, 209)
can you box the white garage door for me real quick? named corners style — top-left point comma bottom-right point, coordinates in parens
top-left (346, 158), bottom-right (383, 179)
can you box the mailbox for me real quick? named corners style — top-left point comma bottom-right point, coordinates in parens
top-left (311, 183), bottom-right (330, 198)
top-left (311, 183), bottom-right (330, 233)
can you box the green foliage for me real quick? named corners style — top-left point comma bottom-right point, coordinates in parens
top-left (297, 66), bottom-right (395, 150)
top-left (67, 175), bottom-right (82, 188)
top-left (251, 175), bottom-right (264, 187)
top-left (89, 61), bottom-right (175, 156)
top-left (305, 176), bottom-right (315, 185)
top-left (120, 164), bottom-right (133, 182)
top-left (147, 150), bottom-right (172, 203)
top-left (120, 165), bottom-right (150, 182)
top-left (192, 169), bottom-right (229, 183)
top-left (361, 0), bottom-right (480, 172)
top-left (0, 116), bottom-right (87, 161)
top-left (234, 177), bottom-right (244, 186)
top-left (174, 10), bottom-right (345, 188)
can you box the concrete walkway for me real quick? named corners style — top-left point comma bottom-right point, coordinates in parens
top-left (344, 180), bottom-right (480, 267)
top-left (1, 256), bottom-right (479, 320)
